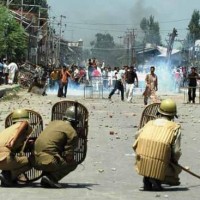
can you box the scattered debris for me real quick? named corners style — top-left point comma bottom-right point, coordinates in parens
top-left (98, 169), bottom-right (104, 173)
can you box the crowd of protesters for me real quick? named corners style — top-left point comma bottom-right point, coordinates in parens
top-left (46, 60), bottom-right (200, 104)
top-left (1, 57), bottom-right (200, 104)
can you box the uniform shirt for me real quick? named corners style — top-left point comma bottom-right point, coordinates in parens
top-left (0, 122), bottom-right (32, 152)
top-left (34, 120), bottom-right (78, 157)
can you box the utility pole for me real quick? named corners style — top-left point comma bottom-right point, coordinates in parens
top-left (130, 29), bottom-right (136, 66)
top-left (20, 0), bottom-right (23, 25)
top-left (125, 29), bottom-right (136, 66)
top-left (166, 28), bottom-right (178, 66)
top-left (57, 15), bottom-right (66, 67)
top-left (47, 16), bottom-right (56, 67)
top-left (142, 31), bottom-right (147, 68)
top-left (35, 6), bottom-right (41, 65)
top-left (126, 33), bottom-right (130, 66)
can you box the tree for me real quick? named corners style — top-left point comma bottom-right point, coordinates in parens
top-left (0, 6), bottom-right (27, 61)
top-left (90, 33), bottom-right (125, 66)
top-left (140, 15), bottom-right (161, 45)
top-left (188, 10), bottom-right (200, 42)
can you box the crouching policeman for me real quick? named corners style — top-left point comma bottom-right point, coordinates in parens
top-left (133, 99), bottom-right (182, 191)
top-left (0, 109), bottom-right (32, 187)
top-left (31, 106), bottom-right (80, 188)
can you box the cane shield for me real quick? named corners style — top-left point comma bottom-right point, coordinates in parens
top-left (51, 100), bottom-right (89, 165)
top-left (139, 103), bottom-right (161, 129)
top-left (5, 109), bottom-right (43, 182)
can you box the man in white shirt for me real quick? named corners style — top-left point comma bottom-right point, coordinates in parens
top-left (108, 67), bottom-right (124, 101)
top-left (8, 62), bottom-right (18, 84)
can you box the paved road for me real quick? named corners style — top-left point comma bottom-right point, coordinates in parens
top-left (0, 88), bottom-right (200, 200)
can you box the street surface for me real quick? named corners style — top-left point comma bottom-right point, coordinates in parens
top-left (0, 87), bottom-right (200, 200)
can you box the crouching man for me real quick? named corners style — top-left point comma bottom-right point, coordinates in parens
top-left (31, 106), bottom-right (80, 188)
top-left (133, 99), bottom-right (182, 191)
top-left (0, 109), bottom-right (32, 187)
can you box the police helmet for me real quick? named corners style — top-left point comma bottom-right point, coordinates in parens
top-left (63, 106), bottom-right (81, 122)
top-left (12, 109), bottom-right (29, 123)
top-left (158, 99), bottom-right (177, 117)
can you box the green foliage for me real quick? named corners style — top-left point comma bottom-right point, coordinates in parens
top-left (140, 15), bottom-right (161, 45)
top-left (90, 33), bottom-right (125, 66)
top-left (0, 6), bottom-right (27, 60)
top-left (188, 10), bottom-right (200, 42)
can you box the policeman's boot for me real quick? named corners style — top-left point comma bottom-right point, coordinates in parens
top-left (149, 178), bottom-right (163, 191)
top-left (0, 171), bottom-right (13, 187)
top-left (139, 177), bottom-right (152, 191)
top-left (41, 174), bottom-right (62, 188)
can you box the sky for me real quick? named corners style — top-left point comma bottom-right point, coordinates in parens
top-left (47, 0), bottom-right (200, 48)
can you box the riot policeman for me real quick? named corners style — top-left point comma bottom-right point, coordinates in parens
top-left (31, 106), bottom-right (81, 188)
top-left (0, 109), bottom-right (32, 187)
top-left (133, 99), bottom-right (182, 191)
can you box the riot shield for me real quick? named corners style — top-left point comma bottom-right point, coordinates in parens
top-left (138, 103), bottom-right (161, 129)
top-left (51, 100), bottom-right (89, 165)
top-left (5, 109), bottom-right (43, 182)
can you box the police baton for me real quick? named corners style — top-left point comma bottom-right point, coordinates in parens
top-left (175, 163), bottom-right (200, 179)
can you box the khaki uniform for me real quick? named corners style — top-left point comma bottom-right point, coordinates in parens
top-left (32, 120), bottom-right (78, 181)
top-left (133, 118), bottom-right (182, 185)
top-left (0, 122), bottom-right (32, 180)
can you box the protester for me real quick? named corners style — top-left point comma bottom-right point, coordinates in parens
top-left (125, 66), bottom-right (138, 103)
top-left (143, 66), bottom-right (159, 105)
top-left (187, 67), bottom-right (200, 103)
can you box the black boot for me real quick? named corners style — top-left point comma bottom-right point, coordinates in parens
top-left (41, 175), bottom-right (62, 188)
top-left (139, 177), bottom-right (152, 191)
top-left (0, 171), bottom-right (13, 187)
top-left (149, 178), bottom-right (163, 191)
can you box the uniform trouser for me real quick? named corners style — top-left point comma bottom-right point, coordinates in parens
top-left (32, 153), bottom-right (77, 182)
top-left (0, 154), bottom-right (31, 180)
top-left (109, 80), bottom-right (124, 100)
top-left (125, 83), bottom-right (134, 102)
top-left (162, 163), bottom-right (181, 186)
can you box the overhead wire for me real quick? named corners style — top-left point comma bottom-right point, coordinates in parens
top-left (48, 8), bottom-right (190, 34)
